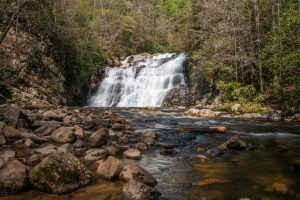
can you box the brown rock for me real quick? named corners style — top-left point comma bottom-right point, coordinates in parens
top-left (51, 127), bottom-right (76, 143)
top-left (122, 179), bottom-right (161, 200)
top-left (84, 149), bottom-right (108, 162)
top-left (120, 163), bottom-right (157, 187)
top-left (134, 142), bottom-right (148, 151)
top-left (123, 149), bottom-right (141, 160)
top-left (96, 156), bottom-right (124, 180)
top-left (29, 150), bottom-right (94, 194)
top-left (0, 160), bottom-right (29, 194)
top-left (3, 126), bottom-right (22, 140)
top-left (74, 125), bottom-right (85, 138)
top-left (89, 128), bottom-right (109, 147)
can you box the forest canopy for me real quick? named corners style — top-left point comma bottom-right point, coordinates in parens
top-left (0, 0), bottom-right (299, 108)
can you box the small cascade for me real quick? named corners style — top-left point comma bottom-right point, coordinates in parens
top-left (90, 53), bottom-right (187, 107)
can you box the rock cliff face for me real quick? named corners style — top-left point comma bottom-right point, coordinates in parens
top-left (162, 85), bottom-right (190, 107)
top-left (0, 28), bottom-right (67, 106)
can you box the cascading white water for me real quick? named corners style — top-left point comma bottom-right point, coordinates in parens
top-left (90, 53), bottom-right (187, 107)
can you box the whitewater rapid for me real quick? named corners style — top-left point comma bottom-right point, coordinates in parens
top-left (90, 53), bottom-right (187, 107)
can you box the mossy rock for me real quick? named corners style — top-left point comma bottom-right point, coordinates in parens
top-left (29, 150), bottom-right (94, 194)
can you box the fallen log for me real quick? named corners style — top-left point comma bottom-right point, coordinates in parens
top-left (179, 126), bottom-right (227, 134)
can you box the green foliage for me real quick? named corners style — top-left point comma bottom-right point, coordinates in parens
top-left (217, 81), bottom-right (256, 102)
top-left (240, 103), bottom-right (269, 115)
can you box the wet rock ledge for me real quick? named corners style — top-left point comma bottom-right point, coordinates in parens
top-left (0, 103), bottom-right (160, 199)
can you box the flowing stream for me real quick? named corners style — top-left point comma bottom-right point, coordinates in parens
top-left (90, 53), bottom-right (187, 107)
top-left (3, 108), bottom-right (300, 200)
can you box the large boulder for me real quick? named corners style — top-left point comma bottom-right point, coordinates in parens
top-left (120, 163), bottom-right (157, 187)
top-left (122, 179), bottom-right (161, 200)
top-left (0, 160), bottom-right (29, 194)
top-left (51, 127), bottom-right (76, 143)
top-left (89, 128), bottom-right (109, 147)
top-left (29, 150), bottom-right (94, 194)
top-left (96, 156), bottom-right (124, 180)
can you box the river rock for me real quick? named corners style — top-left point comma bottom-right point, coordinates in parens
top-left (89, 128), bottom-right (109, 147)
top-left (112, 123), bottom-right (132, 131)
top-left (206, 148), bottom-right (224, 157)
top-left (123, 148), bottom-right (141, 160)
top-left (42, 110), bottom-right (65, 122)
top-left (102, 145), bottom-right (123, 156)
top-left (218, 135), bottom-right (247, 150)
top-left (29, 150), bottom-right (94, 194)
top-left (21, 132), bottom-right (47, 143)
top-left (3, 126), bottom-right (22, 140)
top-left (162, 85), bottom-right (190, 107)
top-left (96, 156), bottom-right (124, 180)
top-left (51, 127), bottom-right (76, 143)
top-left (84, 149), bottom-right (108, 162)
top-left (24, 139), bottom-right (37, 148)
top-left (134, 142), bottom-right (148, 151)
top-left (186, 108), bottom-right (220, 118)
top-left (120, 163), bottom-right (157, 187)
top-left (58, 143), bottom-right (74, 154)
top-left (33, 144), bottom-right (58, 155)
top-left (73, 139), bottom-right (84, 148)
top-left (34, 121), bottom-right (62, 136)
top-left (74, 125), bottom-right (85, 138)
top-left (118, 135), bottom-right (129, 144)
top-left (141, 131), bottom-right (158, 146)
top-left (122, 179), bottom-right (161, 200)
top-left (0, 160), bottom-right (29, 194)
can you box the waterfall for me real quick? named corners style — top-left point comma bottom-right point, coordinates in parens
top-left (90, 53), bottom-right (187, 107)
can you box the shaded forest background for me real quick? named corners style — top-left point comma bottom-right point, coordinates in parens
top-left (0, 0), bottom-right (299, 109)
